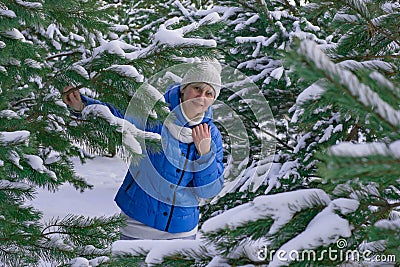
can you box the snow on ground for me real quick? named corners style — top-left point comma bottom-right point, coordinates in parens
top-left (30, 156), bottom-right (127, 221)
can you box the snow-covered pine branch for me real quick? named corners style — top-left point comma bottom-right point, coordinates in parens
top-left (0, 130), bottom-right (30, 145)
top-left (104, 65), bottom-right (144, 82)
top-left (15, 0), bottom-right (43, 9)
top-left (0, 180), bottom-right (32, 191)
top-left (0, 1), bottom-right (137, 265)
top-left (153, 13), bottom-right (220, 47)
top-left (127, 190), bottom-right (357, 266)
top-left (337, 60), bottom-right (396, 72)
top-left (112, 239), bottom-right (204, 266)
top-left (369, 71), bottom-right (398, 96)
top-left (202, 189), bottom-right (331, 235)
top-left (268, 198), bottom-right (359, 266)
top-left (0, 8), bottom-right (16, 18)
top-left (328, 140), bottom-right (400, 158)
top-left (214, 156), bottom-right (289, 198)
top-left (346, 0), bottom-right (370, 19)
top-left (375, 219), bottom-right (400, 231)
top-left (81, 104), bottom-right (161, 155)
top-left (24, 155), bottom-right (57, 180)
top-left (297, 40), bottom-right (400, 128)
top-left (86, 12), bottom-right (221, 63)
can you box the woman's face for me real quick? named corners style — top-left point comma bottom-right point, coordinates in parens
top-left (181, 83), bottom-right (215, 118)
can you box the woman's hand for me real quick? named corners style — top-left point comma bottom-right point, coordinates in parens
top-left (192, 123), bottom-right (211, 156)
top-left (62, 86), bottom-right (84, 111)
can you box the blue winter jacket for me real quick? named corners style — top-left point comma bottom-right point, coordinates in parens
top-left (81, 84), bottom-right (224, 233)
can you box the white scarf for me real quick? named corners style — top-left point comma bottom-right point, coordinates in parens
top-left (164, 104), bottom-right (204, 144)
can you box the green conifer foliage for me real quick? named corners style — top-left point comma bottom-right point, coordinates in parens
top-left (292, 0), bottom-right (399, 264)
top-left (199, 0), bottom-right (329, 224)
top-left (1, 0), bottom-right (222, 265)
top-left (0, 1), bottom-right (127, 265)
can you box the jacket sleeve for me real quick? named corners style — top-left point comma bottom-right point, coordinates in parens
top-left (191, 126), bottom-right (224, 198)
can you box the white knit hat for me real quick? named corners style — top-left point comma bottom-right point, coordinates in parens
top-left (181, 59), bottom-right (222, 99)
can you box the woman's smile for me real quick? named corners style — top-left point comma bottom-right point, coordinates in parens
top-left (191, 100), bottom-right (205, 107)
top-left (181, 82), bottom-right (215, 119)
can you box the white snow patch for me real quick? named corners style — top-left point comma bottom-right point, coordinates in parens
top-left (0, 110), bottom-right (21, 119)
top-left (298, 40), bottom-right (400, 127)
top-left (293, 133), bottom-right (311, 154)
top-left (305, 21), bottom-right (320, 32)
top-left (369, 71), bottom-right (396, 92)
top-left (0, 130), bottom-right (30, 145)
top-left (24, 155), bottom-right (57, 180)
top-left (381, 2), bottom-right (400, 13)
top-left (269, 198), bottom-right (359, 266)
top-left (199, 12), bottom-right (221, 26)
top-left (235, 35), bottom-right (278, 48)
top-left (296, 83), bottom-right (325, 105)
top-left (46, 23), bottom-right (57, 39)
top-left (31, 156), bottom-right (127, 222)
top-left (25, 59), bottom-right (42, 69)
top-left (89, 256), bottom-right (109, 266)
top-left (329, 141), bottom-right (400, 158)
top-left (152, 13), bottom-right (220, 49)
top-left (174, 0), bottom-right (193, 22)
top-left (202, 189), bottom-right (330, 235)
top-left (333, 124), bottom-right (343, 133)
top-left (8, 150), bottom-right (22, 169)
top-left (15, 0), bottom-right (42, 9)
top-left (270, 66), bottom-right (284, 80)
top-left (0, 180), bottom-right (31, 191)
top-left (205, 255), bottom-right (230, 267)
top-left (93, 40), bottom-right (136, 58)
top-left (72, 65), bottom-right (89, 80)
top-left (375, 219), bottom-right (400, 230)
top-left (70, 33), bottom-right (85, 42)
top-left (338, 59), bottom-right (395, 72)
top-left (4, 28), bottom-right (26, 41)
top-left (112, 239), bottom-right (202, 266)
top-left (154, 24), bottom-right (216, 48)
top-left (318, 125), bottom-right (333, 143)
top-left (0, 8), bottom-right (16, 18)
top-left (333, 13), bottom-right (359, 22)
top-left (389, 140), bottom-right (400, 158)
top-left (331, 198), bottom-right (359, 215)
top-left (105, 65), bottom-right (144, 82)
top-left (69, 257), bottom-right (89, 267)
top-left (82, 104), bottom-right (161, 155)
top-left (110, 24), bottom-right (129, 32)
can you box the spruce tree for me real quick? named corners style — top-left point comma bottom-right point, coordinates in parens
top-left (0, 1), bottom-right (125, 265)
top-left (291, 0), bottom-right (400, 264)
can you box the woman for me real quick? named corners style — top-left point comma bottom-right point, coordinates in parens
top-left (63, 61), bottom-right (224, 240)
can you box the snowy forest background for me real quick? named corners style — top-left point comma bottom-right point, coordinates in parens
top-left (0, 0), bottom-right (399, 266)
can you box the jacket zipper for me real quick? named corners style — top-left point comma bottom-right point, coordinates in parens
top-left (125, 171), bottom-right (140, 192)
top-left (165, 143), bottom-right (192, 232)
